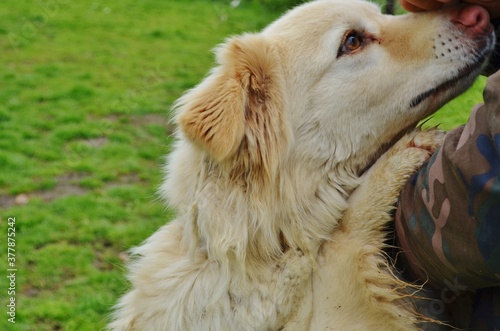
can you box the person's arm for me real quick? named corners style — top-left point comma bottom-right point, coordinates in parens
top-left (395, 70), bottom-right (500, 290)
top-left (395, 0), bottom-right (500, 288)
top-left (394, 72), bottom-right (500, 330)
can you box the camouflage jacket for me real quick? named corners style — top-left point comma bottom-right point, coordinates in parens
top-left (395, 66), bottom-right (500, 331)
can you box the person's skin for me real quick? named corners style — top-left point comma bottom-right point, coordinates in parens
top-left (399, 0), bottom-right (500, 18)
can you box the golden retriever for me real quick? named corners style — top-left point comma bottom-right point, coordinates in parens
top-left (110, 0), bottom-right (495, 330)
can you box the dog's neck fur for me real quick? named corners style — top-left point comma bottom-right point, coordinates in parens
top-left (171, 141), bottom-right (373, 273)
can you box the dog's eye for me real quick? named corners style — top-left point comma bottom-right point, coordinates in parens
top-left (338, 31), bottom-right (364, 57)
top-left (346, 34), bottom-right (362, 50)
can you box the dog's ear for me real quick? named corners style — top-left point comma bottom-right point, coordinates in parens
top-left (176, 34), bottom-right (286, 163)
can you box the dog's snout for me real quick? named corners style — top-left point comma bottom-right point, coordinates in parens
top-left (453, 5), bottom-right (492, 35)
top-left (432, 4), bottom-right (495, 62)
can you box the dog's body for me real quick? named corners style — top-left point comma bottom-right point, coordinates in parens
top-left (110, 1), bottom-right (494, 330)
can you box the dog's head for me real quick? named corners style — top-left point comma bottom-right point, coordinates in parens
top-left (177, 0), bottom-right (494, 171)
top-left (168, 0), bottom-right (495, 264)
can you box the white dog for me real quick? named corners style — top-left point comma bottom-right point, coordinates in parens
top-left (110, 0), bottom-right (495, 330)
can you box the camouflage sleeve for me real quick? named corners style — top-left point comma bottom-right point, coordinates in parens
top-left (395, 70), bottom-right (500, 330)
top-left (395, 69), bottom-right (500, 289)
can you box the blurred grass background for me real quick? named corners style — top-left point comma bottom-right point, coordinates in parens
top-left (0, 0), bottom-right (487, 330)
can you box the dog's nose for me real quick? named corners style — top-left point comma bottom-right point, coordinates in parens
top-left (454, 5), bottom-right (492, 34)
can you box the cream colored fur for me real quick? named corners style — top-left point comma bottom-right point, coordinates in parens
top-left (307, 130), bottom-right (444, 330)
top-left (109, 0), bottom-right (493, 330)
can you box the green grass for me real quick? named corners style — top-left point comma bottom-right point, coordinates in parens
top-left (0, 0), bottom-right (489, 330)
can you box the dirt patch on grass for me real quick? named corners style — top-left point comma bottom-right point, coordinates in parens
top-left (40, 173), bottom-right (89, 201)
top-left (22, 285), bottom-right (40, 298)
top-left (83, 137), bottom-right (109, 147)
top-left (0, 173), bottom-right (144, 209)
top-left (0, 174), bottom-right (89, 209)
top-left (129, 113), bottom-right (170, 126)
top-left (108, 113), bottom-right (176, 135)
